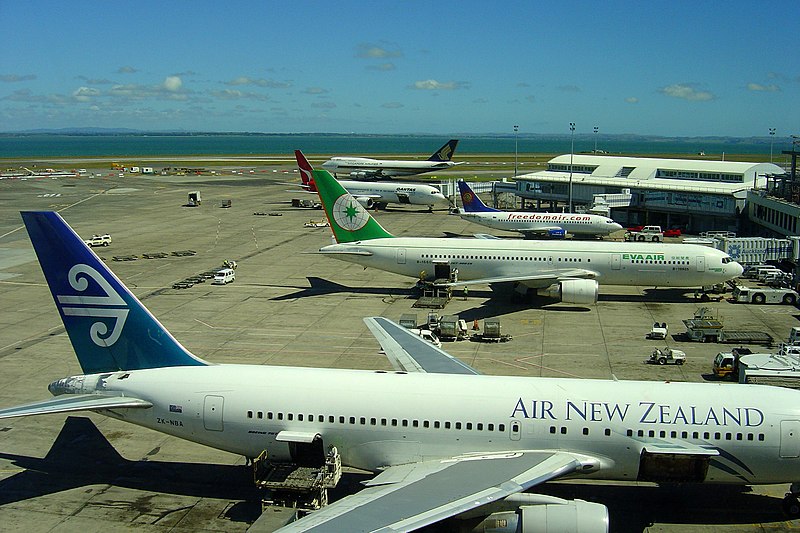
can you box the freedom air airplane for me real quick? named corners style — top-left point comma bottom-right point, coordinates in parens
top-left (296, 150), bottom-right (448, 210)
top-left (4, 211), bottom-right (800, 532)
top-left (311, 168), bottom-right (743, 304)
top-left (321, 139), bottom-right (462, 180)
top-left (457, 180), bottom-right (624, 237)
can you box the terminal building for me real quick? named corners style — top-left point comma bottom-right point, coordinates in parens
top-left (509, 154), bottom-right (785, 234)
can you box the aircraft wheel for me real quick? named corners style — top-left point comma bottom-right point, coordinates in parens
top-left (783, 494), bottom-right (800, 517)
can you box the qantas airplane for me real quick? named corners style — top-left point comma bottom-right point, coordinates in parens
top-left (457, 180), bottom-right (624, 237)
top-left (3, 211), bottom-right (800, 532)
top-left (296, 150), bottom-right (448, 210)
top-left (311, 168), bottom-right (743, 304)
top-left (321, 139), bottom-right (462, 180)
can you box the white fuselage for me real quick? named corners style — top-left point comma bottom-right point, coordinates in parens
top-left (322, 157), bottom-right (457, 178)
top-left (62, 365), bottom-right (800, 485)
top-left (459, 211), bottom-right (624, 236)
top-left (320, 237), bottom-right (742, 287)
top-left (338, 180), bottom-right (448, 208)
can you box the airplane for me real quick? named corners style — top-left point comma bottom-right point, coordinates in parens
top-left (457, 180), bottom-right (624, 238)
top-left (295, 150), bottom-right (449, 211)
top-left (320, 139), bottom-right (462, 180)
top-left (3, 210), bottom-right (800, 532)
top-left (310, 168), bottom-right (744, 304)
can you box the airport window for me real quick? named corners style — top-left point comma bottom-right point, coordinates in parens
top-left (759, 434), bottom-right (765, 441)
top-left (681, 431), bottom-right (687, 439)
top-left (328, 415), bottom-right (334, 423)
top-left (445, 422), bottom-right (452, 429)
top-left (390, 419), bottom-right (397, 427)
top-left (287, 414), bottom-right (293, 421)
top-left (466, 422), bottom-right (473, 430)
top-left (637, 430), bottom-right (644, 437)
top-left (703, 432), bottom-right (709, 439)
top-left (477, 423), bottom-right (483, 431)
top-left (604, 428), bottom-right (611, 436)
top-left (726, 433), bottom-right (732, 441)
top-left (298, 414), bottom-right (303, 421)
top-left (360, 417), bottom-right (366, 425)
top-left (692, 431), bottom-right (698, 439)
top-left (648, 430), bottom-right (655, 437)
top-left (434, 421), bottom-right (440, 429)
top-left (550, 426), bottom-right (557, 434)
top-left (257, 412), bottom-right (263, 419)
top-left (413, 420), bottom-right (419, 428)
top-left (319, 415), bottom-right (324, 422)
top-left (747, 433), bottom-right (754, 441)
top-left (626, 429), bottom-right (633, 437)
top-left (247, 411), bottom-right (253, 419)
top-left (339, 416), bottom-right (345, 424)
top-left (499, 424), bottom-right (506, 432)
top-left (560, 427), bottom-right (567, 435)
top-left (370, 418), bottom-right (376, 426)
top-left (308, 414), bottom-right (313, 421)
top-left (455, 422), bottom-right (462, 430)
top-left (402, 420), bottom-right (408, 427)
top-left (714, 432), bottom-right (721, 440)
top-left (488, 423), bottom-right (494, 431)
top-left (583, 428), bottom-right (589, 435)
top-left (268, 412), bottom-right (273, 420)
top-left (736, 433), bottom-right (743, 441)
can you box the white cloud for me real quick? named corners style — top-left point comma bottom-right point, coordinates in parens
top-left (226, 76), bottom-right (291, 89)
top-left (72, 86), bottom-right (100, 102)
top-left (356, 43), bottom-right (402, 59)
top-left (747, 82), bottom-right (780, 92)
top-left (410, 79), bottom-right (468, 90)
top-left (659, 83), bottom-right (715, 101)
top-left (625, 97), bottom-right (639, 104)
top-left (163, 76), bottom-right (182, 92)
top-left (117, 66), bottom-right (137, 74)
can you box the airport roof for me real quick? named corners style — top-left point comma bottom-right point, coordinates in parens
top-left (517, 154), bottom-right (785, 196)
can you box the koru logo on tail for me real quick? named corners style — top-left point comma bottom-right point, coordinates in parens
top-left (332, 193), bottom-right (370, 231)
top-left (56, 264), bottom-right (129, 347)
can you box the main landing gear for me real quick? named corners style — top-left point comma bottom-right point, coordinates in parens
top-left (783, 483), bottom-right (800, 517)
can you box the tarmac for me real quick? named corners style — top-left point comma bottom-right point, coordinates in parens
top-left (1, 165), bottom-right (799, 532)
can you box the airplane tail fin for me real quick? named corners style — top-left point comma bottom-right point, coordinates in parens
top-left (21, 211), bottom-right (209, 374)
top-left (311, 169), bottom-right (395, 243)
top-left (427, 139), bottom-right (458, 161)
top-left (457, 180), bottom-right (499, 213)
top-left (294, 149), bottom-right (317, 191)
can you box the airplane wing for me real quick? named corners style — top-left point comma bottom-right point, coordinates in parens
top-left (364, 317), bottom-right (480, 375)
top-left (0, 394), bottom-right (152, 419)
top-left (275, 450), bottom-right (584, 532)
top-left (438, 268), bottom-right (598, 289)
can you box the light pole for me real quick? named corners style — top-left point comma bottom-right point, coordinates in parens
top-left (513, 124), bottom-right (519, 178)
top-left (769, 128), bottom-right (776, 163)
top-left (593, 126), bottom-right (599, 154)
top-left (569, 122), bottom-right (575, 212)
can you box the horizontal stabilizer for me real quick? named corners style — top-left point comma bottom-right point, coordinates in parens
top-left (0, 394), bottom-right (152, 420)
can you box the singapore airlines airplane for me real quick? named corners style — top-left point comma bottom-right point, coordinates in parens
top-left (457, 180), bottom-right (624, 237)
top-left (321, 139), bottom-right (462, 179)
top-left (296, 150), bottom-right (448, 210)
top-left (311, 169), bottom-right (743, 303)
top-left (4, 211), bottom-right (800, 532)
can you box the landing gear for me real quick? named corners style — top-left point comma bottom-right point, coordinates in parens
top-left (783, 483), bottom-right (800, 517)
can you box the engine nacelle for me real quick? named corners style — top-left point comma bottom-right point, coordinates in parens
top-left (537, 279), bottom-right (599, 304)
top-left (349, 171), bottom-right (370, 180)
top-left (476, 501), bottom-right (609, 533)
top-left (354, 196), bottom-right (374, 209)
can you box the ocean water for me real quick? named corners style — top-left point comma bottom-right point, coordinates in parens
top-left (0, 133), bottom-right (779, 158)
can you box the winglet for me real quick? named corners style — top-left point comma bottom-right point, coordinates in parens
top-left (458, 180), bottom-right (499, 213)
top-left (294, 149), bottom-right (317, 191)
top-left (311, 169), bottom-right (394, 243)
top-left (21, 211), bottom-right (208, 373)
top-left (428, 139), bottom-right (459, 161)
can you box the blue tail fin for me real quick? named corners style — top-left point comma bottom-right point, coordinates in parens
top-left (457, 181), bottom-right (499, 213)
top-left (21, 211), bottom-right (208, 374)
top-left (427, 139), bottom-right (458, 161)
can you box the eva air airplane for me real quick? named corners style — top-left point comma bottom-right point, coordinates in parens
top-left (3, 211), bottom-right (800, 532)
top-left (311, 168), bottom-right (743, 303)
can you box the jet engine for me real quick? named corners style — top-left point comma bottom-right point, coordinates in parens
top-left (353, 196), bottom-right (375, 209)
top-left (537, 279), bottom-right (599, 304)
top-left (474, 500), bottom-right (609, 533)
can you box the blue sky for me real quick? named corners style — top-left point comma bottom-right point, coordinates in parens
top-left (1, 0), bottom-right (798, 136)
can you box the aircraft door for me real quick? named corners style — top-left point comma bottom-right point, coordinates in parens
top-left (396, 192), bottom-right (411, 204)
top-left (203, 395), bottom-right (224, 432)
top-left (510, 420), bottom-right (522, 441)
top-left (397, 248), bottom-right (407, 264)
top-left (612, 254), bottom-right (621, 270)
top-left (696, 256), bottom-right (706, 272)
top-left (780, 420), bottom-right (800, 458)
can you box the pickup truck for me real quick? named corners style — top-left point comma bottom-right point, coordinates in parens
top-left (83, 234), bottom-right (111, 247)
top-left (625, 225), bottom-right (664, 242)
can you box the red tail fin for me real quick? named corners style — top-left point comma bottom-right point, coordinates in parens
top-left (294, 150), bottom-right (317, 192)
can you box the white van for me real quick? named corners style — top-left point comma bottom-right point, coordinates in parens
top-left (212, 268), bottom-right (235, 285)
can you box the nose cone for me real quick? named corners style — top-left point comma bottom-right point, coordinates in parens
top-left (610, 222), bottom-right (624, 232)
top-left (729, 260), bottom-right (744, 279)
top-left (434, 192), bottom-right (450, 206)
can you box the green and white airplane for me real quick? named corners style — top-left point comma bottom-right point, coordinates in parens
top-left (312, 169), bottom-right (743, 303)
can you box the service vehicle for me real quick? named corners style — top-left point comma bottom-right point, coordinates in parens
top-left (647, 322), bottom-right (668, 340)
top-left (731, 285), bottom-right (798, 305)
top-left (83, 234), bottom-right (111, 247)
top-left (712, 347), bottom-right (754, 379)
top-left (212, 268), bottom-right (235, 285)
top-left (682, 307), bottom-right (773, 345)
top-left (625, 225), bottom-right (664, 242)
top-left (648, 347), bottom-right (686, 365)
